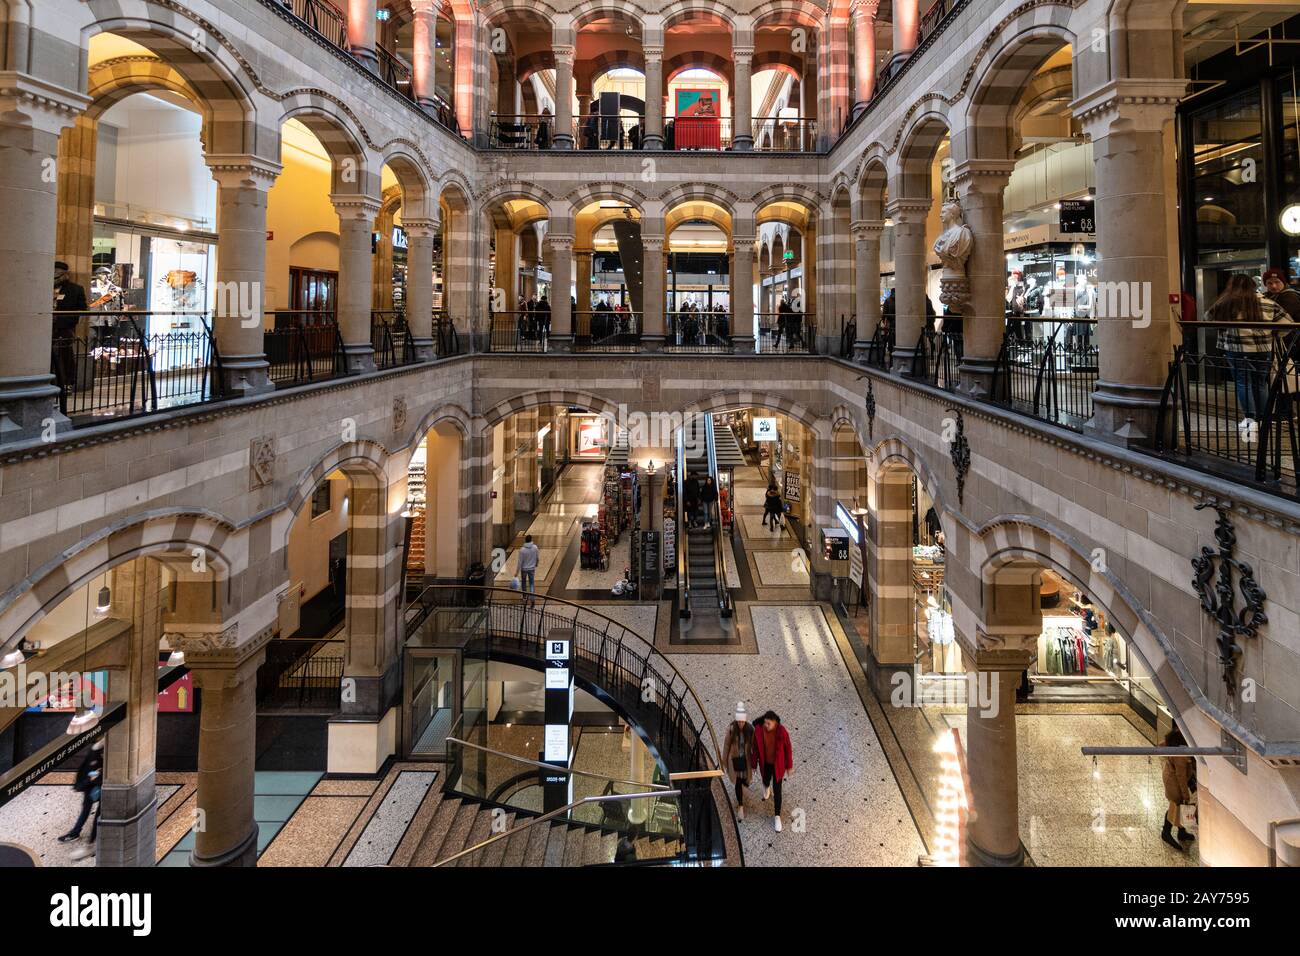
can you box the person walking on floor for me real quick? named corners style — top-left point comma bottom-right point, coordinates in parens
top-left (752, 709), bottom-right (793, 831)
top-left (722, 701), bottom-right (756, 820)
top-left (517, 534), bottom-right (540, 604)
top-left (762, 479), bottom-right (784, 532)
top-left (1161, 727), bottom-right (1196, 852)
top-left (59, 740), bottom-right (104, 859)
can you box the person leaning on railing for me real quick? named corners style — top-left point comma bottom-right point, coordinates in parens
top-left (1208, 273), bottom-right (1293, 429)
top-left (52, 261), bottom-right (88, 388)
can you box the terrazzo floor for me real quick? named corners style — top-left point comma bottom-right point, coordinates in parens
top-left (669, 603), bottom-right (926, 866)
top-left (0, 782), bottom-right (181, 867)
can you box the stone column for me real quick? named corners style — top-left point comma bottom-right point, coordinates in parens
top-left (405, 217), bottom-right (438, 360)
top-left (332, 194), bottom-right (381, 374)
top-left (0, 78), bottom-right (88, 443)
top-left (56, 116), bottom-right (97, 299)
top-left (98, 559), bottom-right (162, 867)
top-left (575, 248), bottom-right (593, 318)
top-left (208, 156), bottom-right (280, 396)
top-left (642, 234), bottom-right (666, 349)
top-left (887, 198), bottom-right (930, 376)
top-left (867, 468), bottom-right (914, 696)
top-left (732, 48), bottom-right (754, 151)
top-left (494, 226), bottom-right (518, 306)
top-left (347, 0), bottom-right (379, 71)
top-left (643, 46), bottom-right (665, 150)
top-left (454, 12), bottom-right (479, 136)
top-left (552, 45), bottom-right (575, 149)
top-left (731, 236), bottom-right (756, 352)
top-left (411, 0), bottom-right (439, 110)
top-left (852, 0), bottom-right (879, 117)
top-left (547, 233), bottom-right (573, 347)
top-left (182, 631), bottom-right (270, 867)
top-left (952, 161), bottom-right (1014, 398)
top-left (1075, 81), bottom-right (1185, 446)
top-left (890, 0), bottom-right (919, 69)
top-left (851, 219), bottom-right (885, 362)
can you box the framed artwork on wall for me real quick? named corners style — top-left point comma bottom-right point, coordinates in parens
top-left (676, 88), bottom-right (720, 116)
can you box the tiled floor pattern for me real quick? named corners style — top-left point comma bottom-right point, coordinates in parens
top-left (159, 771), bottom-right (321, 866)
top-left (668, 603), bottom-right (926, 866)
top-left (498, 465), bottom-right (605, 589)
top-left (0, 782), bottom-right (181, 867)
top-left (941, 712), bottom-right (1198, 867)
top-left (341, 770), bottom-right (439, 867)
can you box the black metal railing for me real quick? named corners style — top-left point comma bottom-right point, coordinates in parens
top-left (406, 584), bottom-right (734, 863)
top-left (51, 311), bottom-right (221, 424)
top-left (377, 45), bottom-right (414, 101)
top-left (279, 0), bottom-right (346, 49)
top-left (264, 311), bottom-right (346, 387)
top-left (990, 318), bottom-right (1098, 430)
top-left (575, 115), bottom-right (646, 150)
top-left (756, 312), bottom-right (814, 353)
top-left (839, 316), bottom-right (856, 359)
top-left (1155, 321), bottom-right (1298, 498)
top-left (433, 313), bottom-right (461, 356)
top-left (488, 114), bottom-right (555, 149)
top-left (861, 319), bottom-right (895, 369)
top-left (488, 311), bottom-right (550, 352)
top-left (371, 310), bottom-right (414, 368)
top-left (911, 326), bottom-right (963, 392)
top-left (751, 117), bottom-right (817, 152)
top-left (256, 637), bottom-right (345, 711)
top-left (665, 312), bottom-right (733, 352)
top-left (573, 311), bottom-right (641, 351)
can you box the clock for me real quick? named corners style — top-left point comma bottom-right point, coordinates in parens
top-left (1282, 203), bottom-right (1300, 237)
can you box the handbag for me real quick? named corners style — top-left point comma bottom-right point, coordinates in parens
top-left (1178, 793), bottom-right (1198, 830)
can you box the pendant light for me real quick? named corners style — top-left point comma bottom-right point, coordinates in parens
top-left (66, 709), bottom-right (98, 735)
top-left (1, 647), bottom-right (23, 669)
top-left (166, 649), bottom-right (186, 667)
top-left (95, 584), bottom-right (111, 614)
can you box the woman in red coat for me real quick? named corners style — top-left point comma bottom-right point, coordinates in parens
top-left (750, 710), bottom-right (793, 831)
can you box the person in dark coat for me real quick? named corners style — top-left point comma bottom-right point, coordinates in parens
top-left (683, 472), bottom-right (701, 528)
top-left (751, 710), bottom-right (793, 832)
top-left (698, 476), bottom-right (718, 529)
top-left (762, 478), bottom-right (784, 531)
top-left (1161, 727), bottom-right (1196, 852)
top-left (535, 295), bottom-right (551, 344)
top-left (53, 261), bottom-right (87, 389)
top-left (1264, 267), bottom-right (1300, 322)
top-left (59, 740), bottom-right (104, 853)
top-left (722, 701), bottom-right (756, 820)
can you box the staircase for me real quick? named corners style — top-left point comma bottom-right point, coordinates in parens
top-left (408, 792), bottom-right (629, 867)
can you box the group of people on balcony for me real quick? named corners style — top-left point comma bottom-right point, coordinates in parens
top-left (669, 299), bottom-right (729, 345)
top-left (1207, 267), bottom-right (1300, 433)
top-left (588, 295), bottom-right (634, 340)
top-left (511, 294), bottom-right (552, 342)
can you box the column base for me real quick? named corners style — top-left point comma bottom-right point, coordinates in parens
top-left (891, 348), bottom-right (921, 377)
top-left (341, 344), bottom-right (376, 375)
top-left (967, 837), bottom-right (1027, 867)
top-left (957, 357), bottom-right (999, 400)
top-left (0, 374), bottom-right (68, 444)
top-left (551, 135), bottom-right (574, 150)
top-left (642, 135), bottom-right (663, 150)
top-left (851, 341), bottom-right (874, 364)
top-left (1085, 380), bottom-right (1164, 448)
top-left (96, 775), bottom-right (158, 867)
top-left (639, 334), bottom-right (666, 352)
top-left (409, 338), bottom-right (436, 362)
top-left (544, 334), bottom-right (572, 353)
top-left (862, 646), bottom-right (915, 704)
top-left (350, 47), bottom-right (379, 73)
top-left (731, 136), bottom-right (754, 152)
top-left (218, 356), bottom-right (275, 398)
top-left (730, 334), bottom-right (754, 354)
top-left (191, 823), bottom-right (259, 867)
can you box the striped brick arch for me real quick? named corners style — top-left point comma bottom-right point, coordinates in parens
top-left (855, 153), bottom-right (888, 220)
top-left (569, 0), bottom-right (648, 31)
top-left (382, 148), bottom-right (436, 221)
top-left (400, 405), bottom-right (476, 577)
top-left (664, 52), bottom-right (733, 84)
top-left (483, 389), bottom-right (623, 427)
top-left (515, 50), bottom-right (558, 84)
top-left (751, 0), bottom-right (824, 29)
top-left (279, 96), bottom-right (379, 197)
top-left (0, 511), bottom-right (240, 647)
top-left (86, 57), bottom-right (202, 122)
top-left (974, 518), bottom-right (1196, 724)
top-left (750, 50), bottom-right (805, 78)
top-left (662, 0), bottom-right (739, 30)
top-left (566, 182), bottom-right (647, 215)
top-left (868, 435), bottom-right (951, 530)
top-left (959, 23), bottom-right (1073, 163)
top-left (585, 50), bottom-right (648, 83)
top-left (681, 390), bottom-right (818, 430)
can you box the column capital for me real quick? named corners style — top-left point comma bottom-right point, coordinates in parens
top-left (851, 219), bottom-right (887, 240)
top-left (733, 47), bottom-right (755, 62)
top-left (641, 234), bottom-right (665, 251)
top-left (885, 197), bottom-right (930, 222)
top-left (331, 193), bottom-right (383, 221)
top-left (409, 0), bottom-right (440, 13)
top-left (948, 159), bottom-right (1016, 192)
top-left (403, 217), bottom-right (440, 238)
top-left (0, 72), bottom-right (92, 136)
top-left (574, 247), bottom-right (594, 258)
top-left (731, 235), bottom-right (757, 251)
top-left (970, 627), bottom-right (1038, 669)
top-left (552, 45), bottom-right (575, 65)
top-left (644, 45), bottom-right (664, 61)
top-left (1070, 77), bottom-right (1188, 136)
top-left (852, 0), bottom-right (881, 18)
top-left (546, 233), bottom-right (574, 250)
top-left (207, 154), bottom-right (283, 192)
top-left (165, 622), bottom-right (273, 679)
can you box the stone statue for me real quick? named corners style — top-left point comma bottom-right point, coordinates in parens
top-left (933, 199), bottom-right (974, 310)
top-left (932, 200), bottom-right (973, 273)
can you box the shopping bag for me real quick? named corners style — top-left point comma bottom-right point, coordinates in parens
top-left (1178, 801), bottom-right (1198, 831)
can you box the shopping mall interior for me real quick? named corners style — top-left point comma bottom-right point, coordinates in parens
top-left (1, 0), bottom-right (1299, 878)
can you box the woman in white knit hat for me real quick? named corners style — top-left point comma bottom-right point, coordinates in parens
top-left (721, 701), bottom-right (756, 820)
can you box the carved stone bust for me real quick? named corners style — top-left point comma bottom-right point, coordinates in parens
top-left (933, 200), bottom-right (974, 272)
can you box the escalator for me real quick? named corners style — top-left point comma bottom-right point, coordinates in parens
top-left (675, 415), bottom-right (733, 626)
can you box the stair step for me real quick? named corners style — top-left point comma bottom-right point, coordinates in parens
top-left (435, 802), bottom-right (480, 864)
top-left (412, 796), bottom-right (461, 866)
top-left (454, 807), bottom-right (496, 866)
top-left (523, 820), bottom-right (550, 867)
top-left (562, 825), bottom-right (588, 867)
top-left (542, 825), bottom-right (568, 867)
top-left (501, 823), bottom-right (531, 867)
top-left (581, 827), bottom-right (609, 866)
top-left (480, 811), bottom-right (515, 867)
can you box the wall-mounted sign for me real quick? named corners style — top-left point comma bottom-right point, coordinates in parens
top-left (392, 226), bottom-right (408, 251)
top-left (1058, 199), bottom-right (1096, 235)
top-left (784, 472), bottom-right (801, 502)
top-left (835, 502), bottom-right (862, 545)
top-left (753, 417), bottom-right (778, 442)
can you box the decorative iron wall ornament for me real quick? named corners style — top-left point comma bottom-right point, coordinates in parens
top-left (1191, 503), bottom-right (1268, 699)
top-left (864, 380), bottom-right (877, 442)
top-left (944, 407), bottom-right (970, 507)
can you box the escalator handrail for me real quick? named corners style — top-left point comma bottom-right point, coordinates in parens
top-left (703, 415), bottom-right (733, 617)
top-left (675, 426), bottom-right (691, 617)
